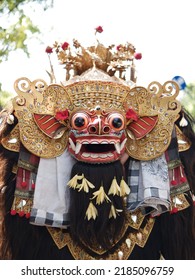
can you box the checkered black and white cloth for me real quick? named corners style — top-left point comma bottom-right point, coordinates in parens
top-left (126, 153), bottom-right (171, 216)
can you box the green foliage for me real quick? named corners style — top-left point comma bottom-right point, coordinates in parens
top-left (0, 89), bottom-right (14, 110)
top-left (181, 83), bottom-right (195, 119)
top-left (0, 0), bottom-right (53, 62)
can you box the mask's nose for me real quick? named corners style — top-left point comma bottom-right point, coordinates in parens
top-left (88, 117), bottom-right (111, 135)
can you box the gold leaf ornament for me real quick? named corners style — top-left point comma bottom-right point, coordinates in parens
top-left (86, 202), bottom-right (98, 220)
top-left (92, 186), bottom-right (111, 205)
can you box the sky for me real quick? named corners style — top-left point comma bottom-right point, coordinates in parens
top-left (0, 0), bottom-right (195, 95)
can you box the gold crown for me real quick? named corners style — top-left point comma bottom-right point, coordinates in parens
top-left (45, 26), bottom-right (142, 84)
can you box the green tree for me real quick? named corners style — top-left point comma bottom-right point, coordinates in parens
top-left (0, 0), bottom-right (53, 109)
top-left (0, 0), bottom-right (53, 62)
top-left (181, 83), bottom-right (195, 119)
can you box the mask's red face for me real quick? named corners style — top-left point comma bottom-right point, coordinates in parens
top-left (68, 108), bottom-right (127, 163)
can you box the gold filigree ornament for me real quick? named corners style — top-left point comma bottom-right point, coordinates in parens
top-left (12, 78), bottom-right (71, 158)
top-left (124, 81), bottom-right (181, 160)
top-left (11, 74), bottom-right (181, 160)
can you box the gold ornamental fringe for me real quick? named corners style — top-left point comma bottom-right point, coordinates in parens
top-left (67, 174), bottom-right (131, 221)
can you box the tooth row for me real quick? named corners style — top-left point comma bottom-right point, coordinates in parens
top-left (68, 138), bottom-right (127, 155)
top-left (82, 152), bottom-right (113, 159)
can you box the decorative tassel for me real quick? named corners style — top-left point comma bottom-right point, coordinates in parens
top-left (85, 202), bottom-right (98, 220)
top-left (170, 206), bottom-right (178, 214)
top-left (192, 194), bottom-right (195, 206)
top-left (21, 169), bottom-right (27, 188)
top-left (125, 238), bottom-right (131, 248)
top-left (18, 211), bottom-right (25, 217)
top-left (92, 185), bottom-right (111, 205)
top-left (6, 114), bottom-right (14, 125)
top-left (25, 212), bottom-right (31, 219)
top-left (170, 196), bottom-right (179, 214)
top-left (77, 177), bottom-right (95, 193)
top-left (10, 209), bottom-right (17, 216)
top-left (170, 169), bottom-right (177, 186)
top-left (179, 166), bottom-right (187, 183)
top-left (108, 177), bottom-right (120, 196)
top-left (31, 179), bottom-right (35, 190)
top-left (118, 251), bottom-right (124, 260)
top-left (67, 174), bottom-right (84, 189)
top-left (10, 197), bottom-right (17, 216)
top-left (109, 204), bottom-right (123, 219)
top-left (120, 177), bottom-right (130, 196)
top-left (137, 232), bottom-right (143, 241)
top-left (179, 114), bottom-right (188, 127)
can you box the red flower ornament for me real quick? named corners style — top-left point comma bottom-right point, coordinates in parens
top-left (95, 26), bottom-right (103, 33)
top-left (126, 108), bottom-right (138, 122)
top-left (55, 109), bottom-right (69, 121)
top-left (61, 42), bottom-right (69, 51)
top-left (134, 52), bottom-right (142, 60)
top-left (116, 44), bottom-right (122, 51)
top-left (45, 46), bottom-right (53, 54)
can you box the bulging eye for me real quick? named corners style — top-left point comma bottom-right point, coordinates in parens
top-left (71, 112), bottom-right (89, 130)
top-left (108, 113), bottom-right (125, 131)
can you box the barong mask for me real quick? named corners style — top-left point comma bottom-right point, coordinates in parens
top-left (2, 69), bottom-right (183, 163)
top-left (1, 28), bottom-right (193, 258)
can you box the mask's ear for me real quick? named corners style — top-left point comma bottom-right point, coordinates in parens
top-left (127, 115), bottom-right (158, 140)
top-left (33, 113), bottom-right (67, 139)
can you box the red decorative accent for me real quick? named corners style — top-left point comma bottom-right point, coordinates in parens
top-left (170, 169), bottom-right (177, 186)
top-left (55, 109), bottom-right (69, 121)
top-left (21, 181), bottom-right (27, 188)
top-left (18, 211), bottom-right (25, 217)
top-left (170, 207), bottom-right (178, 214)
top-left (116, 44), bottom-right (122, 51)
top-left (170, 180), bottom-right (177, 186)
top-left (95, 26), bottom-right (103, 33)
top-left (134, 52), bottom-right (142, 60)
top-left (127, 116), bottom-right (158, 139)
top-left (34, 113), bottom-right (64, 138)
top-left (126, 108), bottom-right (138, 121)
top-left (25, 213), bottom-right (31, 219)
top-left (61, 42), bottom-right (69, 50)
top-left (45, 46), bottom-right (53, 54)
top-left (10, 209), bottom-right (17, 216)
top-left (31, 183), bottom-right (35, 189)
top-left (179, 166), bottom-right (187, 183)
top-left (180, 177), bottom-right (187, 183)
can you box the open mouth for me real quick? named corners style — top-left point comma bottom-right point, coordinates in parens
top-left (68, 135), bottom-right (127, 163)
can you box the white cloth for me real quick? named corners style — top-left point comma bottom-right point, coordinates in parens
top-left (30, 149), bottom-right (75, 228)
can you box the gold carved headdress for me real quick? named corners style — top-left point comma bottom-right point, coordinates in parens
top-left (1, 27), bottom-right (184, 160)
